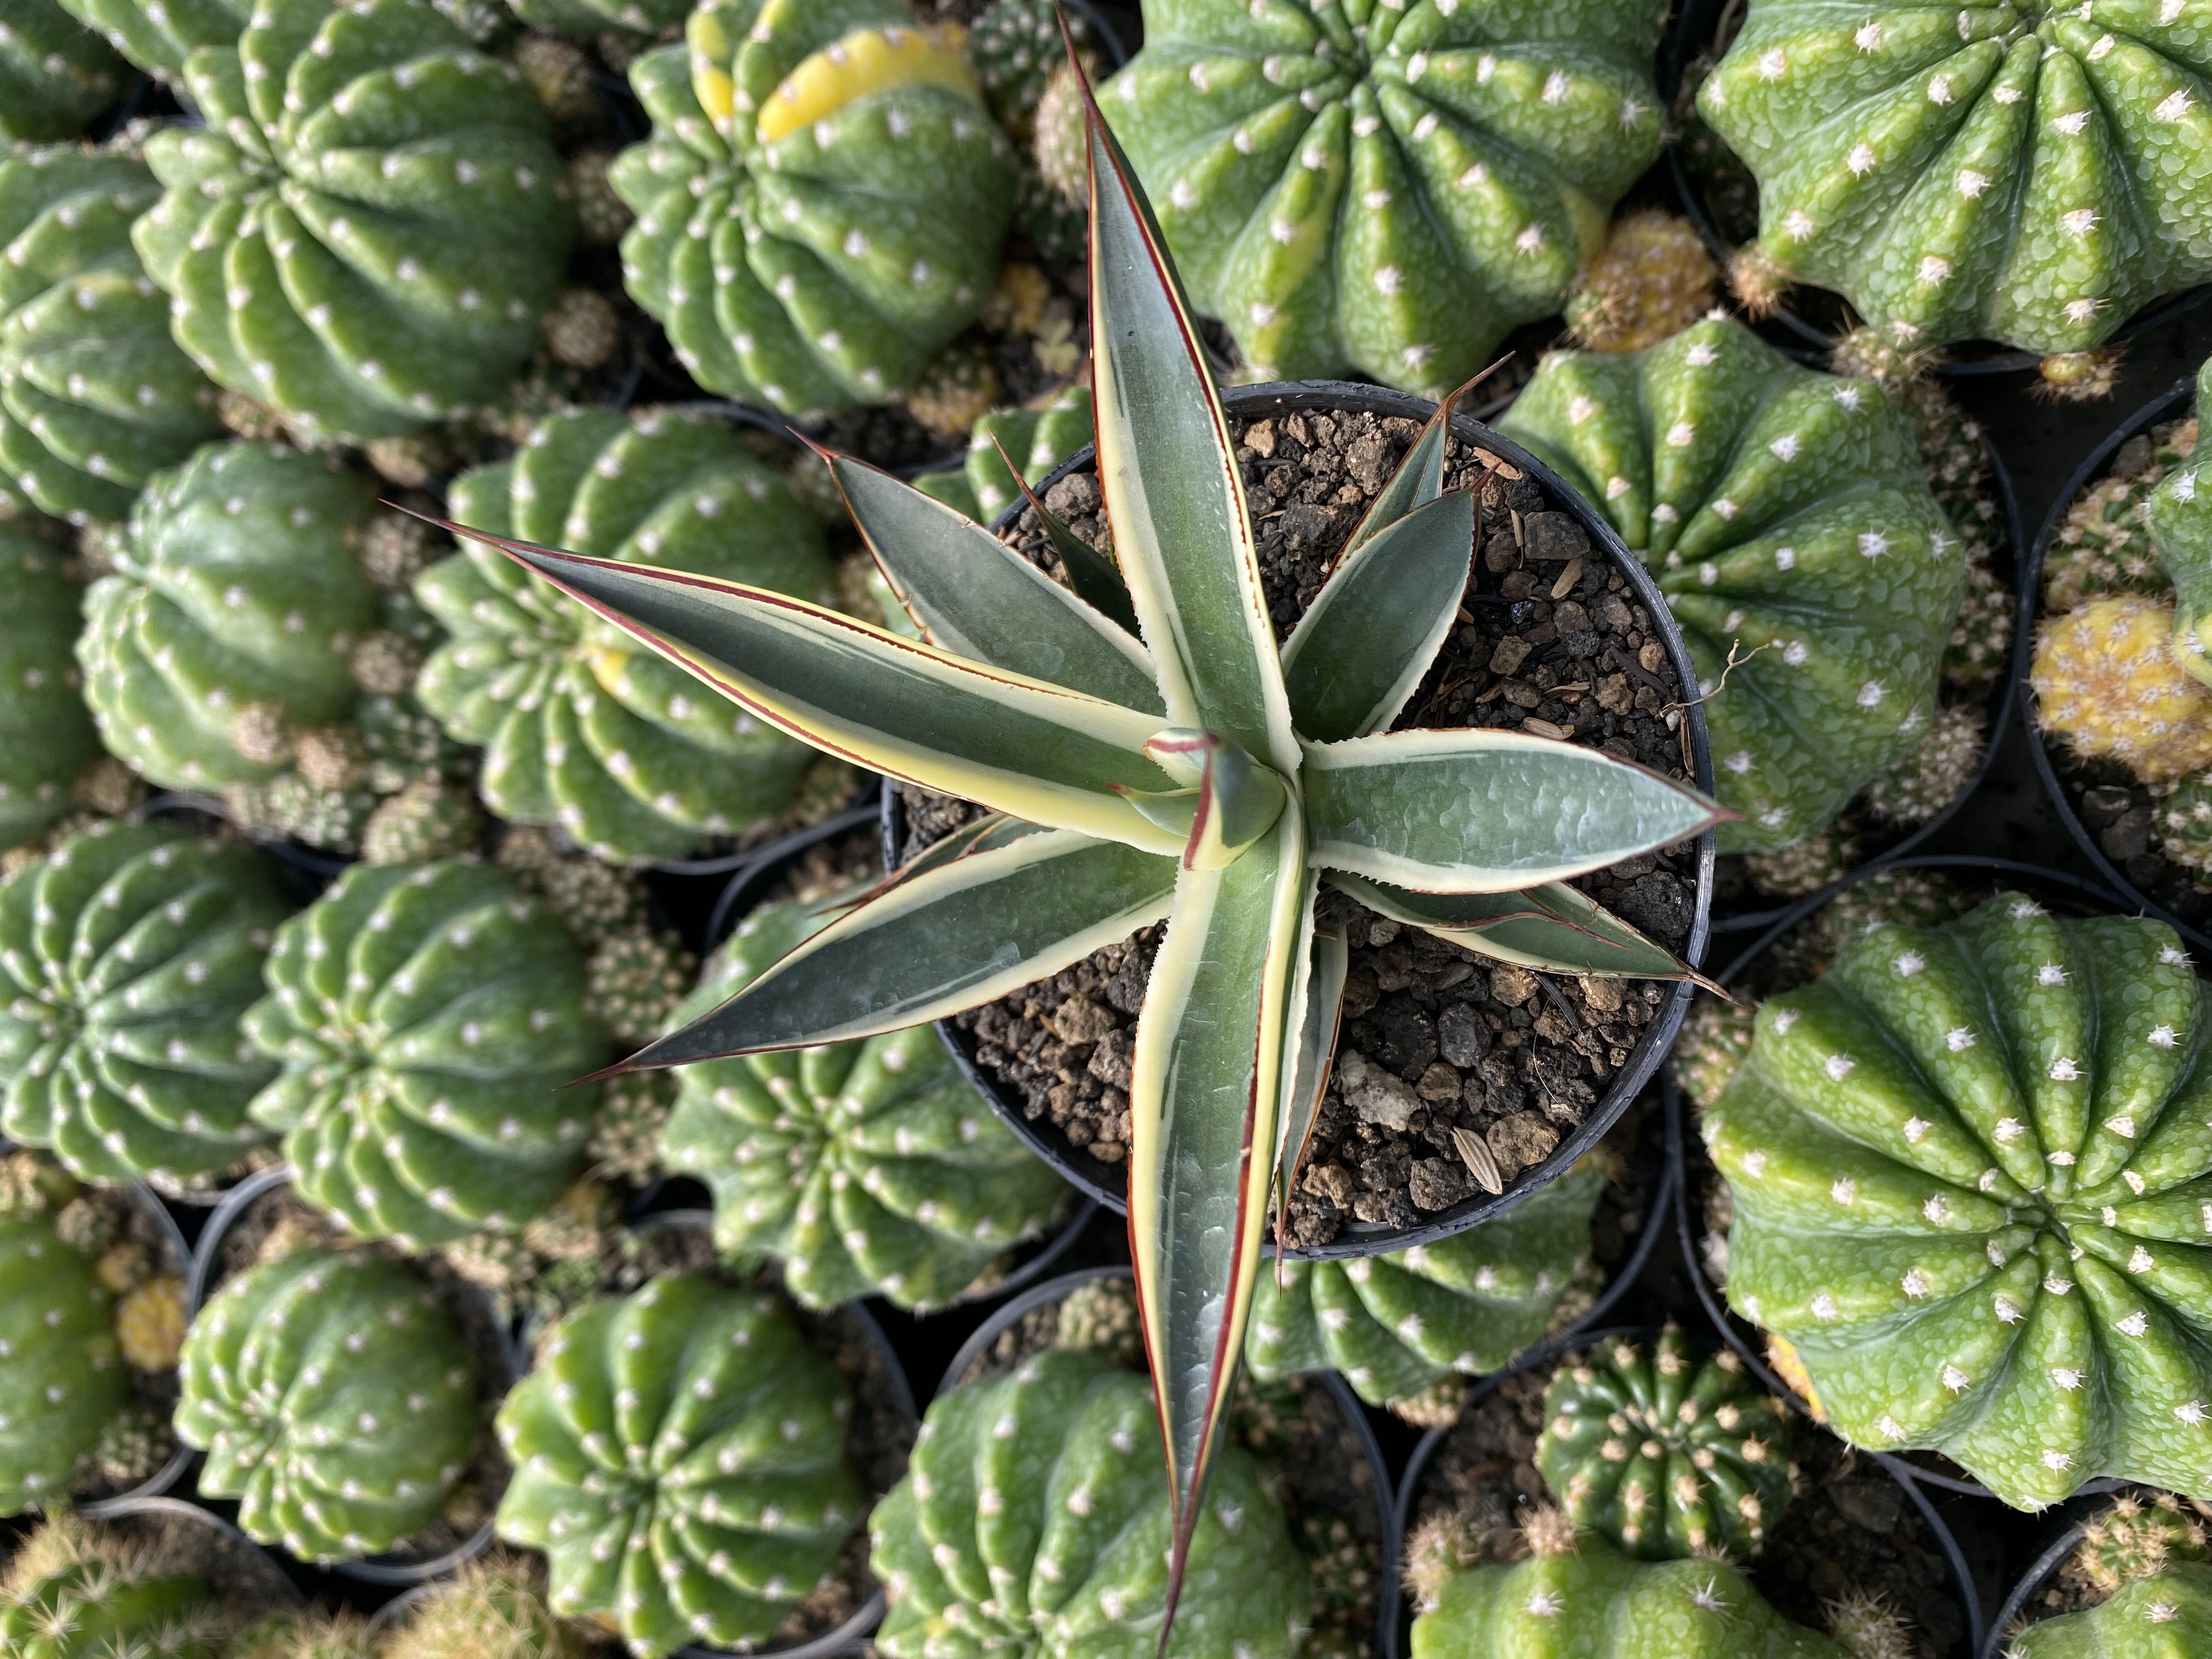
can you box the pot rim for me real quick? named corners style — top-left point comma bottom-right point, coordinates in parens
top-left (2014, 373), bottom-right (2210, 955)
top-left (935, 1262), bottom-right (1402, 1659)
top-left (184, 1163), bottom-right (516, 1586)
top-left (1668, 853), bottom-right (2137, 1508)
top-left (881, 378), bottom-right (1717, 1260)
top-left (1385, 1319), bottom-right (1985, 1659)
top-left (1656, 0), bottom-right (2212, 375)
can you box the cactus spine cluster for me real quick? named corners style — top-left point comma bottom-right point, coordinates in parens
top-left (2010, 1562), bottom-right (2212, 1657)
top-left (2073, 1494), bottom-right (2210, 1599)
top-left (0, 1516), bottom-right (228, 1657)
top-left (416, 408), bottom-right (839, 860)
top-left (494, 1273), bottom-right (865, 1657)
top-left (2032, 595), bottom-right (2212, 784)
top-left (128, 0), bottom-right (575, 443)
top-left (242, 859), bottom-right (605, 1247)
top-left (872, 1346), bottom-right (1312, 1658)
top-left (1706, 890), bottom-right (2212, 1510)
top-left (1500, 317), bottom-right (1964, 853)
top-left (2045, 409), bottom-right (2196, 617)
top-left (0, 526), bottom-right (101, 853)
top-left (0, 1208), bottom-right (128, 1511)
top-left (0, 143), bottom-right (223, 526)
top-left (611, 0), bottom-right (1017, 417)
top-left (178, 1244), bottom-right (480, 1562)
top-left (662, 891), bottom-right (1064, 1311)
top-left (1536, 1327), bottom-right (1793, 1561)
top-left (1248, 1158), bottom-right (1601, 1409)
top-left (377, 1554), bottom-right (591, 1659)
top-left (0, 5), bottom-right (125, 140)
top-left (1564, 211), bottom-right (1720, 356)
top-left (1101, 0), bottom-right (1668, 396)
top-left (915, 381), bottom-right (1093, 523)
top-left (2159, 776), bottom-right (2212, 881)
top-left (1695, 0), bottom-right (2212, 371)
top-left (0, 821), bottom-right (286, 1189)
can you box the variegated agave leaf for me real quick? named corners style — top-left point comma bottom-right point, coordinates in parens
top-left (444, 41), bottom-right (1724, 1644)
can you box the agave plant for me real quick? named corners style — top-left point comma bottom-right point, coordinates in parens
top-left (430, 56), bottom-right (1722, 1613)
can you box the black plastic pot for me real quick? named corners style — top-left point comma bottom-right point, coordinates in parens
top-left (881, 377), bottom-right (1717, 1261)
top-left (939, 1264), bottom-right (1401, 1659)
top-left (1671, 854), bottom-right (2131, 1507)
top-left (184, 1165), bottom-right (517, 1587)
top-left (1708, 426), bottom-right (2027, 938)
top-left (1659, 0), bottom-right (2212, 376)
top-left (71, 1181), bottom-right (198, 1518)
top-left (1386, 1320), bottom-right (1985, 1659)
top-left (2016, 373), bottom-right (2212, 956)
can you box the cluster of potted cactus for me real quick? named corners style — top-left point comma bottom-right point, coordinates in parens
top-left (3, 0), bottom-right (2211, 1650)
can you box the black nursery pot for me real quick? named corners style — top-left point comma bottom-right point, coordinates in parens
top-left (882, 379), bottom-right (1718, 1262)
top-left (1668, 854), bottom-right (2129, 1508)
top-left (1387, 1322), bottom-right (1985, 1659)
top-left (938, 1265), bottom-right (1401, 1659)
top-left (185, 1165), bottom-right (519, 1587)
top-left (2018, 374), bottom-right (2212, 956)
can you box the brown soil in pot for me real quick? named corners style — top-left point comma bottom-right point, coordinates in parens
top-left (525, 1216), bottom-right (916, 1652)
top-left (1406, 1348), bottom-right (1966, 1657)
top-left (204, 1183), bottom-right (514, 1567)
top-left (896, 403), bottom-right (1697, 1247)
top-left (953, 1274), bottom-right (1385, 1656)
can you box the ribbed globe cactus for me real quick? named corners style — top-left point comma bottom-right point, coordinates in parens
top-left (872, 1346), bottom-right (1311, 1658)
top-left (1536, 1327), bottom-right (1793, 1561)
top-left (1705, 889), bottom-right (2212, 1510)
top-left (178, 1244), bottom-right (479, 1563)
top-left (0, 7), bottom-right (124, 142)
top-left (242, 859), bottom-right (605, 1246)
top-left (414, 409), bottom-right (837, 861)
top-left (2160, 777), bottom-right (2212, 879)
top-left (1410, 1531), bottom-right (1849, 1657)
top-left (1097, 0), bottom-right (1667, 395)
top-left (1499, 317), bottom-right (1964, 854)
top-left (0, 1517), bottom-right (227, 1658)
top-left (2012, 1563), bottom-right (2212, 1657)
top-left (127, 0), bottom-right (574, 443)
top-left (75, 440), bottom-right (382, 792)
top-left (1696, 0), bottom-right (2212, 373)
top-left (0, 821), bottom-right (286, 1189)
top-left (609, 0), bottom-right (1017, 417)
top-left (2151, 357), bottom-right (2212, 690)
top-left (0, 526), bottom-right (100, 853)
top-left (494, 1273), bottom-right (865, 1658)
top-left (661, 892), bottom-right (1064, 1311)
top-left (0, 143), bottom-right (221, 524)
top-left (1248, 1157), bottom-right (1600, 1407)
top-left (55, 0), bottom-right (247, 81)
top-left (915, 382), bottom-right (1093, 523)
top-left (2033, 595), bottom-right (2212, 785)
top-left (0, 1210), bottom-right (128, 1512)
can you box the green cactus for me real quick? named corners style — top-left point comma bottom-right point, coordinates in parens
top-left (229, 1611), bottom-right (379, 1659)
top-left (0, 821), bottom-right (285, 1189)
top-left (968, 0), bottom-right (1091, 137)
top-left (241, 859), bottom-right (606, 1248)
top-left (1536, 1327), bottom-right (1793, 1561)
top-left (1704, 889), bottom-right (2212, 1510)
top-left (0, 1210), bottom-right (128, 1512)
top-left (661, 891), bottom-right (1065, 1311)
top-left (2012, 1562), bottom-right (2212, 1657)
top-left (1410, 1532), bottom-right (1849, 1657)
top-left (127, 0), bottom-right (575, 444)
top-left (2150, 358), bottom-right (2212, 690)
top-left (75, 440), bottom-right (382, 793)
top-left (2158, 776), bottom-right (2212, 880)
top-left (2048, 409), bottom-right (2197, 617)
top-left (0, 526), bottom-right (100, 853)
top-left (178, 1244), bottom-right (480, 1563)
top-left (914, 381), bottom-right (1094, 524)
top-left (1696, 0), bottom-right (2212, 368)
top-left (1499, 317), bottom-right (1964, 854)
top-left (1099, 0), bottom-right (1667, 396)
top-left (494, 1273), bottom-right (865, 1658)
top-left (359, 775), bottom-right (483, 866)
top-left (1247, 1156), bottom-right (1601, 1408)
top-left (506, 0), bottom-right (685, 36)
top-left (0, 7), bottom-right (123, 143)
top-left (610, 0), bottom-right (1017, 418)
top-left (415, 409), bottom-right (838, 860)
top-left (378, 1555), bottom-right (592, 1659)
top-left (2073, 1493), bottom-right (2210, 1599)
top-left (0, 143), bottom-right (223, 524)
top-left (0, 1516), bottom-right (226, 1658)
top-left (53, 0), bottom-right (246, 81)
top-left (871, 1346), bottom-right (1311, 1658)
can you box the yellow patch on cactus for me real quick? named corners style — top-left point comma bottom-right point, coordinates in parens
top-left (115, 1274), bottom-right (188, 1372)
top-left (754, 23), bottom-right (980, 144)
top-left (2033, 597), bottom-right (2212, 785)
top-left (1763, 1334), bottom-right (1822, 1423)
